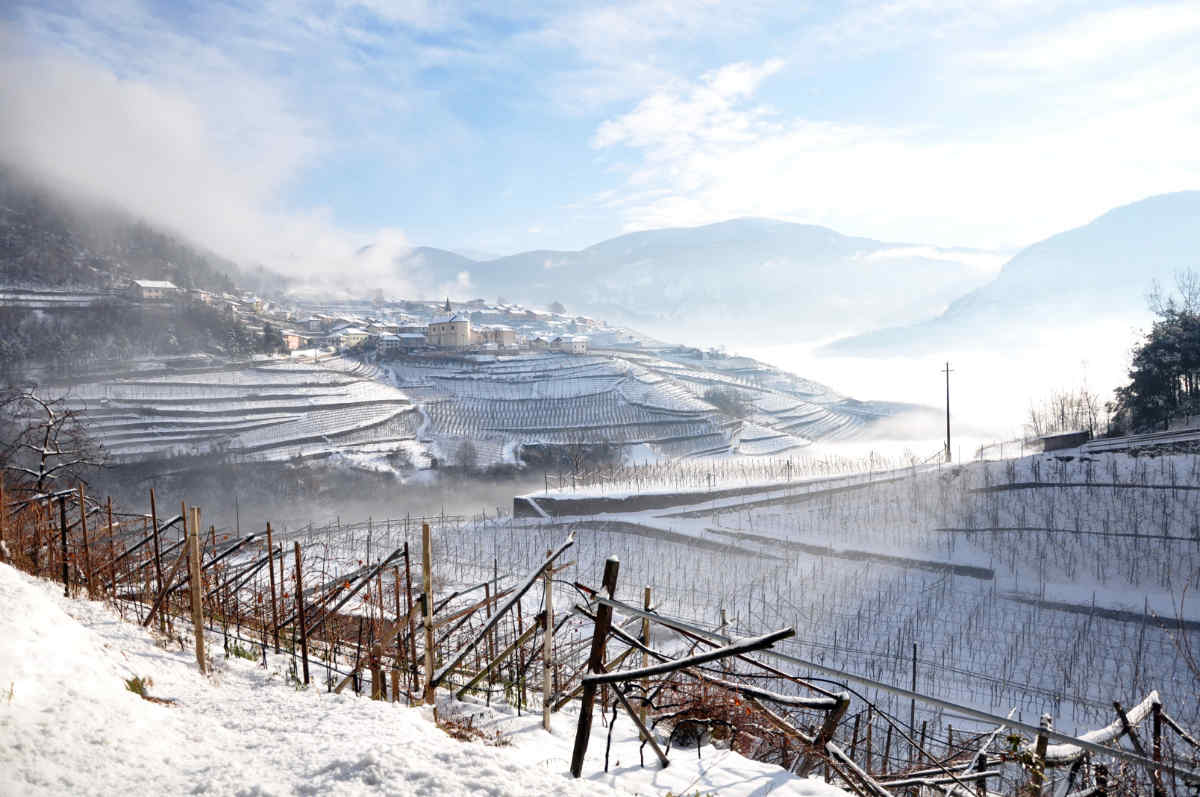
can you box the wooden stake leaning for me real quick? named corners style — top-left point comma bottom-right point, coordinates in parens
top-left (187, 506), bottom-right (206, 674)
top-left (570, 555), bottom-right (620, 779)
top-left (142, 544), bottom-right (190, 628)
top-left (543, 549), bottom-right (553, 732)
top-left (431, 535), bottom-right (574, 693)
top-left (267, 523), bottom-right (280, 653)
top-left (149, 488), bottom-right (164, 631)
top-left (422, 523), bottom-right (435, 704)
top-left (455, 611), bottom-right (545, 700)
top-left (76, 485), bottom-right (92, 598)
top-left (294, 541), bottom-right (310, 686)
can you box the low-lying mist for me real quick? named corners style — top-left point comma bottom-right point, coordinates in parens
top-left (736, 317), bottom-right (1140, 445)
top-left (92, 461), bottom-right (546, 535)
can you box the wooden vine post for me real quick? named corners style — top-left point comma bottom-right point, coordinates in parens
top-left (293, 540), bottom-right (310, 685)
top-left (106, 498), bottom-right (115, 595)
top-left (266, 522), bottom-right (280, 653)
top-left (1029, 713), bottom-right (1050, 796)
top-left (77, 485), bottom-right (92, 598)
top-left (405, 541), bottom-right (418, 697)
top-left (392, 565), bottom-right (402, 702)
top-left (370, 642), bottom-right (384, 700)
top-left (187, 506), bottom-right (207, 674)
top-left (59, 496), bottom-right (70, 597)
top-left (542, 548), bottom-right (553, 731)
top-left (421, 523), bottom-right (435, 705)
top-left (640, 586), bottom-right (651, 731)
top-left (1152, 700), bottom-right (1165, 797)
top-left (149, 488), bottom-right (164, 630)
top-left (570, 555), bottom-right (620, 778)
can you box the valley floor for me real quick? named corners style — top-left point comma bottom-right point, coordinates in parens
top-left (0, 562), bottom-right (844, 797)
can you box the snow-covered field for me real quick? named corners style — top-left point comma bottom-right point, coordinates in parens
top-left (0, 561), bottom-right (843, 796)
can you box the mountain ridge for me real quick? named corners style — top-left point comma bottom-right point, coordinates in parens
top-left (823, 190), bottom-right (1200, 355)
top-left (393, 217), bottom-right (1005, 342)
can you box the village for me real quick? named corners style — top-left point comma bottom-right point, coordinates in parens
top-left (125, 278), bottom-right (626, 358)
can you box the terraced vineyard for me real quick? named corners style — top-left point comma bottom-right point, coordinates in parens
top-left (385, 348), bottom-right (903, 467)
top-left (48, 356), bottom-right (421, 463)
top-left (46, 347), bottom-right (912, 472)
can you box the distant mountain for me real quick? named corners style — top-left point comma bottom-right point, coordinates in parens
top-left (824, 191), bottom-right (1200, 355)
top-left (391, 219), bottom-right (1002, 342)
top-left (393, 246), bottom-right (476, 271)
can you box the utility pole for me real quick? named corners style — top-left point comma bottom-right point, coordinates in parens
top-left (943, 361), bottom-right (953, 463)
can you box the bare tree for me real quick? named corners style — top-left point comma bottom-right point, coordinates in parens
top-left (1147, 268), bottom-right (1200, 317)
top-left (1025, 385), bottom-right (1107, 438)
top-left (0, 388), bottom-right (104, 500)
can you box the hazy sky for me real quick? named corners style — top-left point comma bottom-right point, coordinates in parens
top-left (3, 1), bottom-right (1199, 269)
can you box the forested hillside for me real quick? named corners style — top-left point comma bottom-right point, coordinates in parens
top-left (0, 165), bottom-right (276, 378)
top-left (0, 164), bottom-right (247, 292)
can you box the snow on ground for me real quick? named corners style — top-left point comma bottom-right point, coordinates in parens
top-left (0, 563), bottom-right (843, 796)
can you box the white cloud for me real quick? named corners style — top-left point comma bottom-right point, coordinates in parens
top-left (971, 2), bottom-right (1200, 73)
top-left (591, 36), bottom-right (1200, 249)
top-left (0, 30), bottom-right (421, 291)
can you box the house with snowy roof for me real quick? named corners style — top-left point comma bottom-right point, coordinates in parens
top-left (551, 335), bottom-right (588, 354)
top-left (127, 279), bottom-right (179, 301)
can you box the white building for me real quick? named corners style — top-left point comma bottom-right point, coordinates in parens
top-left (428, 313), bottom-right (471, 348)
top-left (551, 336), bottom-right (588, 354)
top-left (127, 279), bottom-right (178, 301)
top-left (333, 327), bottom-right (369, 349)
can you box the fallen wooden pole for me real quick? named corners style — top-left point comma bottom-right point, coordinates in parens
top-left (879, 769), bottom-right (1001, 789)
top-left (826, 741), bottom-right (889, 797)
top-left (581, 628), bottom-right (794, 686)
top-left (574, 604), bottom-right (838, 710)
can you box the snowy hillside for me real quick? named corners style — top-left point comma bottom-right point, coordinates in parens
top-left (50, 347), bottom-right (924, 473)
top-left (0, 562), bottom-right (843, 796)
top-left (46, 356), bottom-right (422, 465)
top-left (825, 190), bottom-right (1200, 355)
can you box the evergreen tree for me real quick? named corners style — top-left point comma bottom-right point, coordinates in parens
top-left (1116, 271), bottom-right (1200, 431)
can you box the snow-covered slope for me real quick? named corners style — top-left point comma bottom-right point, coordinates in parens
top-left (0, 562), bottom-right (844, 796)
top-left (825, 190), bottom-right (1200, 355)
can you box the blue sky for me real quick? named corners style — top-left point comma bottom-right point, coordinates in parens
top-left (3, 0), bottom-right (1199, 277)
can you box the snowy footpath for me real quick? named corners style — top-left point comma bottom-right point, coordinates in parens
top-left (0, 563), bottom-right (842, 796)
